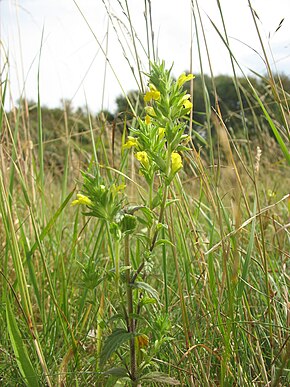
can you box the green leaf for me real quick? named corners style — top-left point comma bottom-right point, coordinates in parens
top-left (100, 328), bottom-right (132, 366)
top-left (103, 367), bottom-right (128, 378)
top-left (140, 297), bottom-right (157, 306)
top-left (140, 371), bottom-right (180, 385)
top-left (151, 153), bottom-right (166, 172)
top-left (165, 199), bottom-right (179, 208)
top-left (131, 281), bottom-right (159, 302)
top-left (237, 199), bottom-right (257, 300)
top-left (138, 206), bottom-right (155, 225)
top-left (6, 302), bottom-right (40, 387)
top-left (155, 239), bottom-right (175, 247)
top-left (151, 192), bottom-right (162, 209)
top-left (192, 129), bottom-right (208, 146)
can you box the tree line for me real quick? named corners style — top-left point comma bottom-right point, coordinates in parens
top-left (5, 73), bottom-right (289, 175)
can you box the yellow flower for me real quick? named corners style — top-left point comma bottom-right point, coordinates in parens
top-left (135, 151), bottom-right (150, 169)
top-left (152, 90), bottom-right (160, 100)
top-left (122, 136), bottom-right (138, 150)
top-left (145, 115), bottom-right (151, 125)
top-left (177, 73), bottom-right (195, 87)
top-left (158, 127), bottom-right (166, 139)
top-left (71, 194), bottom-right (93, 207)
top-left (171, 152), bottom-right (183, 174)
top-left (183, 99), bottom-right (193, 111)
top-left (181, 94), bottom-right (193, 112)
top-left (144, 90), bottom-right (160, 102)
top-left (144, 84), bottom-right (160, 102)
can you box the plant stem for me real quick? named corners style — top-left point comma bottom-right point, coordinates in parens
top-left (132, 145), bottom-right (171, 283)
top-left (115, 238), bottom-right (120, 287)
top-left (132, 184), bottom-right (168, 283)
top-left (124, 234), bottom-right (137, 385)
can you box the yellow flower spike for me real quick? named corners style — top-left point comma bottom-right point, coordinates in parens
top-left (71, 193), bottom-right (93, 207)
top-left (145, 115), bottom-right (151, 125)
top-left (122, 136), bottom-right (138, 150)
top-left (171, 152), bottom-right (183, 174)
top-left (135, 151), bottom-right (150, 169)
top-left (145, 106), bottom-right (156, 116)
top-left (177, 73), bottom-right (195, 87)
top-left (158, 127), bottom-right (166, 139)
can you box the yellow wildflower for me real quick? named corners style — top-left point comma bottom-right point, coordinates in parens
top-left (171, 152), bottom-right (183, 174)
top-left (144, 90), bottom-right (160, 102)
top-left (152, 90), bottom-right (160, 100)
top-left (183, 99), bottom-right (193, 111)
top-left (145, 115), bottom-right (151, 125)
top-left (181, 94), bottom-right (193, 113)
top-left (122, 136), bottom-right (138, 150)
top-left (177, 73), bottom-right (195, 87)
top-left (144, 84), bottom-right (160, 102)
top-left (71, 194), bottom-right (93, 207)
top-left (135, 151), bottom-right (150, 169)
top-left (158, 127), bottom-right (166, 139)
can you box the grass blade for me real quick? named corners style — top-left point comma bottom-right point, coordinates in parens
top-left (6, 301), bottom-right (40, 387)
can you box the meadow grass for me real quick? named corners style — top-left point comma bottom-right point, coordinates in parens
top-left (0, 1), bottom-right (289, 386)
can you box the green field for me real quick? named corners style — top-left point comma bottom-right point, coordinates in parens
top-left (0, 1), bottom-right (289, 386)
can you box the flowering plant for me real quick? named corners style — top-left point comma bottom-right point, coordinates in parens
top-left (72, 62), bottom-right (194, 386)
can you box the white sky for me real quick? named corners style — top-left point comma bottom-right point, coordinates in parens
top-left (1, 0), bottom-right (290, 113)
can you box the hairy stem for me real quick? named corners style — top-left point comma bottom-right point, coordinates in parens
top-left (124, 235), bottom-right (137, 385)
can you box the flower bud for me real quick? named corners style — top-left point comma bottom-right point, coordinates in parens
top-left (71, 194), bottom-right (93, 207)
top-left (171, 152), bottom-right (183, 174)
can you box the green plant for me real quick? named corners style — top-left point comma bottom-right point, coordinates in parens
top-left (71, 62), bottom-right (194, 386)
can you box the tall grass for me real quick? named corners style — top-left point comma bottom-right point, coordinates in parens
top-left (1, 0), bottom-right (289, 386)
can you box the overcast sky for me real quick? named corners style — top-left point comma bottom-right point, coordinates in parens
top-left (1, 0), bottom-right (290, 113)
